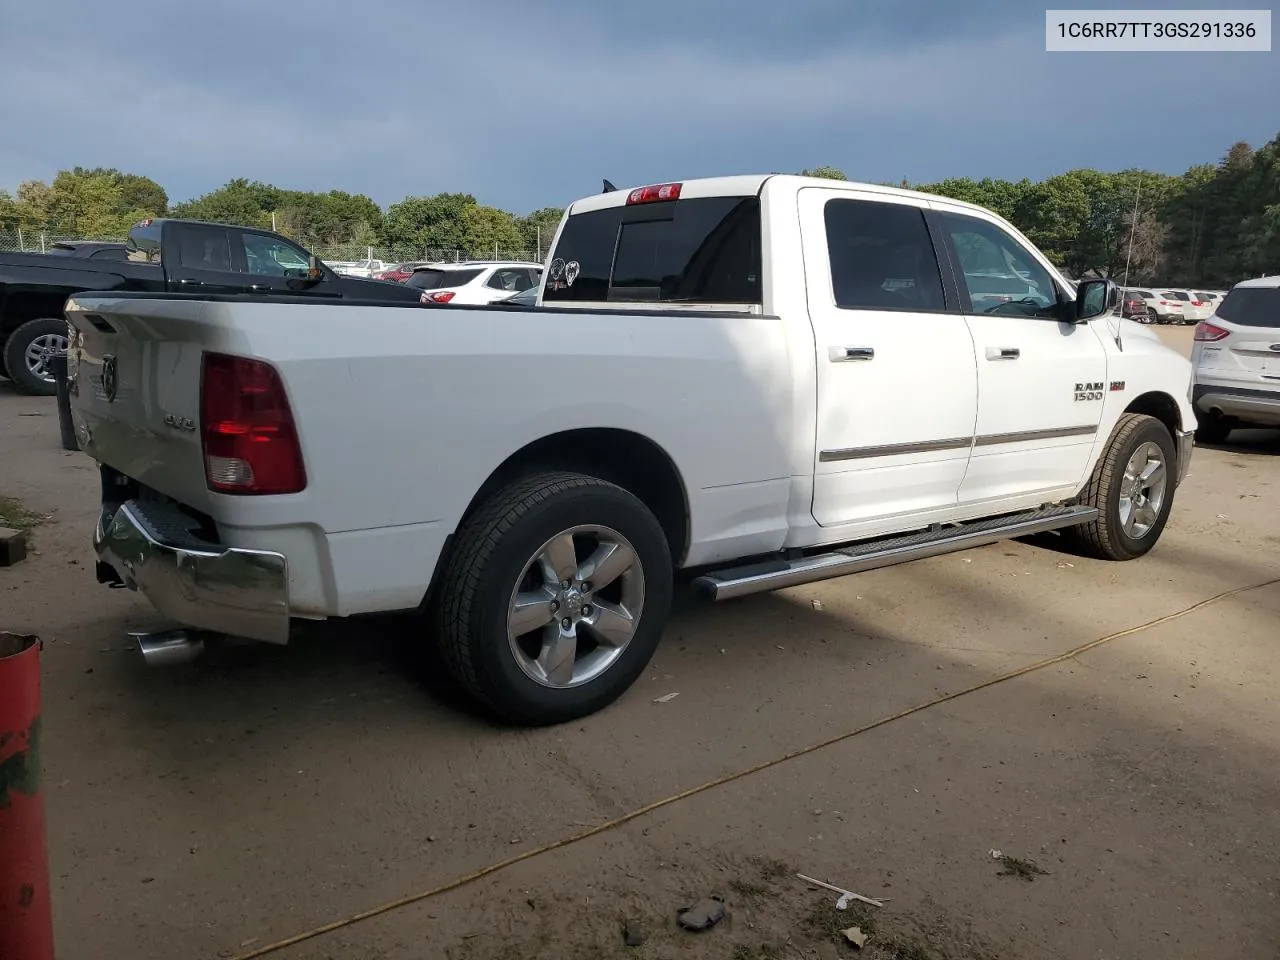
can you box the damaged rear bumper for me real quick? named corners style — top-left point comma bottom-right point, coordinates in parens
top-left (95, 498), bottom-right (290, 644)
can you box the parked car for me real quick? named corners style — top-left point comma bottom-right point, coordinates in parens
top-left (0, 217), bottom-right (422, 394)
top-left (1166, 289), bottom-right (1215, 323)
top-left (1189, 275), bottom-right (1280, 443)
top-left (1126, 288), bottom-right (1185, 324)
top-left (498, 285), bottom-right (540, 307)
top-left (67, 174), bottom-right (1195, 725)
top-left (407, 261), bottom-right (543, 304)
top-left (1120, 291), bottom-right (1148, 320)
top-left (327, 258), bottom-right (388, 278)
top-left (373, 261), bottom-right (435, 283)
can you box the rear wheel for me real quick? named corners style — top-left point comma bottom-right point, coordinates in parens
top-left (1069, 414), bottom-right (1177, 561)
top-left (2, 318), bottom-right (67, 396)
top-left (1145, 307), bottom-right (1161, 324)
top-left (434, 471), bottom-right (673, 725)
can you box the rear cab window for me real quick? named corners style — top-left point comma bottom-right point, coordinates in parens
top-left (544, 189), bottom-right (762, 306)
top-left (1216, 287), bottom-right (1280, 328)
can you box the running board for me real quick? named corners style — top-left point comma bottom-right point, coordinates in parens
top-left (693, 504), bottom-right (1098, 601)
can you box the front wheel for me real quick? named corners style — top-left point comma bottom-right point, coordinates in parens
top-left (1069, 414), bottom-right (1177, 561)
top-left (433, 472), bottom-right (674, 725)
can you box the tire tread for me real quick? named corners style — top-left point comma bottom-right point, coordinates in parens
top-left (435, 471), bottom-right (626, 715)
top-left (1071, 413), bottom-right (1168, 561)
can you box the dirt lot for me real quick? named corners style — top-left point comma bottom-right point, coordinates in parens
top-left (2, 326), bottom-right (1279, 960)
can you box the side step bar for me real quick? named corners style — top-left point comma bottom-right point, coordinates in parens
top-left (693, 504), bottom-right (1098, 601)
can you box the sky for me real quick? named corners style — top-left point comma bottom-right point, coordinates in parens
top-left (1, 0), bottom-right (1276, 215)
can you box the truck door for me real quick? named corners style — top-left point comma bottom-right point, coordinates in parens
top-left (799, 187), bottom-right (979, 532)
top-left (927, 205), bottom-right (1108, 505)
top-left (163, 224), bottom-right (253, 295)
top-left (232, 230), bottom-right (342, 298)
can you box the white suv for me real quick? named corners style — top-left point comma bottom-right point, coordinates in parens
top-left (407, 261), bottom-right (543, 305)
top-left (1190, 276), bottom-right (1280, 443)
top-left (1126, 288), bottom-right (1186, 324)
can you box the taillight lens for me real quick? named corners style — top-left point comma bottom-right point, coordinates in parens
top-left (200, 353), bottom-right (306, 495)
top-left (421, 290), bottom-right (456, 303)
top-left (1194, 322), bottom-right (1230, 342)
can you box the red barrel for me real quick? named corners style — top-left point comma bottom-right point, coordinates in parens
top-left (0, 633), bottom-right (54, 960)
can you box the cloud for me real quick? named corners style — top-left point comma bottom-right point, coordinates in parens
top-left (1, 0), bottom-right (1276, 213)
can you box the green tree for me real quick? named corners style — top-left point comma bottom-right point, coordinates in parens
top-left (171, 178), bottom-right (280, 228)
top-left (800, 166), bottom-right (847, 180)
top-left (518, 207), bottom-right (563, 259)
top-left (462, 204), bottom-right (524, 256)
top-left (380, 192), bottom-right (475, 253)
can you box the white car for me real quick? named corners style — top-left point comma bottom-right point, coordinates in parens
top-left (1166, 289), bottom-right (1215, 323)
top-left (67, 174), bottom-right (1195, 725)
top-left (407, 261), bottom-right (543, 304)
top-left (1190, 275), bottom-right (1280, 443)
top-left (327, 259), bottom-right (388, 279)
top-left (1126, 287), bottom-right (1186, 324)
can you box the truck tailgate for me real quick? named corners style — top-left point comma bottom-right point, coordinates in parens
top-left (65, 294), bottom-right (234, 511)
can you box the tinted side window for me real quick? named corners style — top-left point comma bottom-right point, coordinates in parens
top-left (936, 211), bottom-right (1058, 319)
top-left (176, 226), bottom-right (232, 272)
top-left (544, 196), bottom-right (762, 304)
top-left (239, 233), bottom-right (311, 277)
top-left (1133, 290), bottom-right (1154, 299)
top-left (486, 268), bottom-right (534, 292)
top-left (823, 199), bottom-right (945, 312)
top-left (1216, 288), bottom-right (1280, 328)
top-left (1169, 291), bottom-right (1190, 301)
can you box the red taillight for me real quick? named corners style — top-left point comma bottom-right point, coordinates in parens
top-left (1194, 322), bottom-right (1230, 342)
top-left (421, 290), bottom-right (455, 303)
top-left (625, 182), bottom-right (682, 205)
top-left (1190, 300), bottom-right (1204, 306)
top-left (200, 353), bottom-right (306, 495)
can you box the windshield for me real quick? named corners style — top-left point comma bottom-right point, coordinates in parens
top-left (1216, 287), bottom-right (1280, 328)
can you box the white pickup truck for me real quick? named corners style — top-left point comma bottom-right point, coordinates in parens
top-left (66, 175), bottom-right (1196, 725)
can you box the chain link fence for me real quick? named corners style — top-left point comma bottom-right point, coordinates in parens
top-left (1, 230), bottom-right (543, 268)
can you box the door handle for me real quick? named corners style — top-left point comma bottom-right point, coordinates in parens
top-left (985, 346), bottom-right (1020, 360)
top-left (829, 346), bottom-right (875, 362)
top-left (176, 278), bottom-right (203, 286)
top-left (248, 284), bottom-right (271, 292)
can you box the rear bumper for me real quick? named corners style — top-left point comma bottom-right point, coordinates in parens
top-left (95, 499), bottom-right (290, 644)
top-left (1176, 429), bottom-right (1194, 487)
top-left (1193, 383), bottom-right (1280, 427)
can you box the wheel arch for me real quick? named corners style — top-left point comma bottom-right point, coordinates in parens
top-left (1123, 391), bottom-right (1182, 438)
top-left (421, 428), bottom-right (691, 609)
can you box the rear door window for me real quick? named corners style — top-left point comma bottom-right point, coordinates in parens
top-left (544, 195), bottom-right (762, 304)
top-left (1215, 288), bottom-right (1280, 328)
top-left (175, 225), bottom-right (232, 272)
top-left (1165, 291), bottom-right (1188, 300)
top-left (823, 198), bottom-right (946, 312)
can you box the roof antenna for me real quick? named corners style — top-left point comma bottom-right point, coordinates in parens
top-left (602, 179), bottom-right (617, 194)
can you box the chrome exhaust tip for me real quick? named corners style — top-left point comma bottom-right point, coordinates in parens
top-left (129, 629), bottom-right (208, 667)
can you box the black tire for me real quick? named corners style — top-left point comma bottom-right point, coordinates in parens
top-left (434, 471), bottom-right (673, 726)
top-left (2, 317), bottom-right (68, 396)
top-left (1069, 414), bottom-right (1177, 561)
top-left (1146, 307), bottom-right (1161, 324)
top-left (1194, 414), bottom-right (1234, 445)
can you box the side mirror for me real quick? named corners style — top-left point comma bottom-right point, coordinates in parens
top-left (1074, 278), bottom-right (1116, 322)
top-left (306, 255), bottom-right (324, 282)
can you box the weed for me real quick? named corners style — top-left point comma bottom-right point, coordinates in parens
top-left (0, 496), bottom-right (43, 533)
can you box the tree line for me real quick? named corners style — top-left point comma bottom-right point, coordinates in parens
top-left (2, 131), bottom-right (1276, 285)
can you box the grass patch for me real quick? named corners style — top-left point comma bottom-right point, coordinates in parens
top-left (799, 895), bottom-right (881, 940)
top-left (0, 496), bottom-right (45, 534)
top-left (994, 854), bottom-right (1048, 882)
top-left (0, 497), bottom-right (42, 530)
